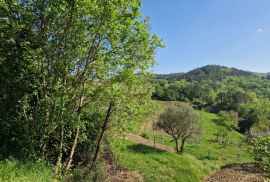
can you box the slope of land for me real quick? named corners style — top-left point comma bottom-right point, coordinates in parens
top-left (126, 136), bottom-right (266, 182)
top-left (113, 101), bottom-right (254, 182)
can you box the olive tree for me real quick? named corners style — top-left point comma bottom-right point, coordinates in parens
top-left (155, 104), bottom-right (201, 153)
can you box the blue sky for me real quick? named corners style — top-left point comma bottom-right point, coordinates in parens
top-left (140, 0), bottom-right (270, 74)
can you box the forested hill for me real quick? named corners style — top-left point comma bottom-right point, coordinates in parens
top-left (155, 65), bottom-right (255, 82)
top-left (152, 65), bottom-right (270, 133)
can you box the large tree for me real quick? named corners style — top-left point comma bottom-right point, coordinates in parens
top-left (155, 104), bottom-right (201, 153)
top-left (0, 0), bottom-right (162, 176)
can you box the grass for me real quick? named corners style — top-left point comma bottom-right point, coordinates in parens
top-left (114, 102), bottom-right (253, 182)
top-left (115, 140), bottom-right (211, 182)
top-left (143, 111), bottom-right (251, 164)
top-left (0, 158), bottom-right (53, 182)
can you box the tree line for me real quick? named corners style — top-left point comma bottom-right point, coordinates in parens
top-left (152, 75), bottom-right (270, 134)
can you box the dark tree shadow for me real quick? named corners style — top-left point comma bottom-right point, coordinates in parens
top-left (126, 144), bottom-right (166, 154)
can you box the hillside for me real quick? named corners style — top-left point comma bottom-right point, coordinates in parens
top-left (155, 65), bottom-right (256, 82)
top-left (113, 102), bottom-right (253, 182)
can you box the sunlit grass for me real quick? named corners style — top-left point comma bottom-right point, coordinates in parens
top-left (114, 105), bottom-right (253, 182)
top-left (0, 158), bottom-right (53, 182)
top-left (115, 140), bottom-right (211, 182)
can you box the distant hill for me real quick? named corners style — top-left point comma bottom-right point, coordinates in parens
top-left (155, 65), bottom-right (256, 82)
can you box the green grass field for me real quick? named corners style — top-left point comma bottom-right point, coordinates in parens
top-left (114, 103), bottom-right (252, 182)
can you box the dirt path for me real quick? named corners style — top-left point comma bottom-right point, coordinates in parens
top-left (127, 134), bottom-right (175, 153)
top-left (204, 163), bottom-right (266, 182)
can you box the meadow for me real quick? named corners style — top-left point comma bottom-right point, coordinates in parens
top-left (113, 103), bottom-right (252, 182)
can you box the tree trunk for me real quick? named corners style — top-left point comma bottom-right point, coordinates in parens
top-left (54, 125), bottom-right (64, 176)
top-left (64, 83), bottom-right (84, 172)
top-left (65, 126), bottom-right (80, 172)
top-left (180, 138), bottom-right (186, 153)
top-left (91, 102), bottom-right (114, 166)
top-left (175, 138), bottom-right (180, 153)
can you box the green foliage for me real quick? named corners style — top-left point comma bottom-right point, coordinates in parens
top-left (84, 162), bottom-right (106, 182)
top-left (249, 137), bottom-right (270, 172)
top-left (218, 111), bottom-right (238, 130)
top-left (152, 66), bottom-right (270, 134)
top-left (154, 65), bottom-right (254, 82)
top-left (0, 0), bottom-right (162, 178)
top-left (155, 104), bottom-right (201, 153)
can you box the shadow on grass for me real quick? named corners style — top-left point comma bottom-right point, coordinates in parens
top-left (197, 156), bottom-right (219, 161)
top-left (127, 144), bottom-right (166, 154)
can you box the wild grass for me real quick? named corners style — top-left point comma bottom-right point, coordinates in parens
top-left (115, 140), bottom-right (210, 182)
top-left (0, 158), bottom-right (53, 182)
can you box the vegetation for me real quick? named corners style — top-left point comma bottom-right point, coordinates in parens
top-left (0, 158), bottom-right (53, 182)
top-left (154, 65), bottom-right (254, 82)
top-left (0, 0), bottom-right (162, 180)
top-left (115, 107), bottom-right (252, 181)
top-left (152, 65), bottom-right (270, 133)
top-left (115, 140), bottom-right (210, 182)
top-left (0, 0), bottom-right (269, 181)
top-left (154, 104), bottom-right (201, 153)
top-left (151, 65), bottom-right (270, 176)
top-left (248, 137), bottom-right (270, 173)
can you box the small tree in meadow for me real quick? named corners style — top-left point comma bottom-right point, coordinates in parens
top-left (154, 104), bottom-right (201, 153)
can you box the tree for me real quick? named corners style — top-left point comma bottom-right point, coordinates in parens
top-left (154, 104), bottom-right (201, 153)
top-left (0, 0), bottom-right (162, 177)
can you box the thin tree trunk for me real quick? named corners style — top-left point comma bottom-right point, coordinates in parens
top-left (54, 125), bottom-right (64, 176)
top-left (175, 138), bottom-right (180, 153)
top-left (65, 126), bottom-right (80, 171)
top-left (180, 138), bottom-right (186, 153)
top-left (64, 83), bottom-right (85, 172)
top-left (91, 103), bottom-right (114, 166)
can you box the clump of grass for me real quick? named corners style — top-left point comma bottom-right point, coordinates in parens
top-left (140, 132), bottom-right (150, 139)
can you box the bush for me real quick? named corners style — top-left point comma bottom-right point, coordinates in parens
top-left (85, 162), bottom-right (106, 182)
top-left (249, 137), bottom-right (270, 172)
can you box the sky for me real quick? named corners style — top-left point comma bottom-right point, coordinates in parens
top-left (140, 0), bottom-right (270, 74)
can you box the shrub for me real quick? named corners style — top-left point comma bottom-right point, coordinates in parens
top-left (249, 137), bottom-right (270, 172)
